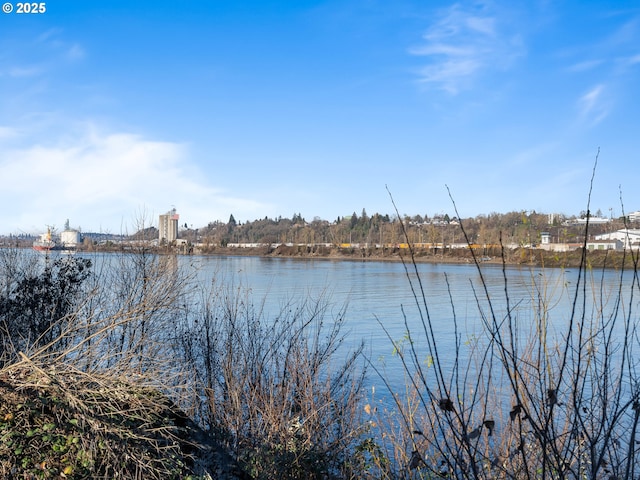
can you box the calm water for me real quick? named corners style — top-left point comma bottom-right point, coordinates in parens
top-left (176, 254), bottom-right (640, 396)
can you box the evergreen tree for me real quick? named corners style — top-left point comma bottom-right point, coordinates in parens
top-left (227, 214), bottom-right (237, 234)
top-left (350, 212), bottom-right (358, 229)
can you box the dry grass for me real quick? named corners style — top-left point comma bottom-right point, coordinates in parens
top-left (0, 352), bottom-right (226, 479)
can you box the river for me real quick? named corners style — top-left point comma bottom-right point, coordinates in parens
top-left (174, 254), bottom-right (640, 398)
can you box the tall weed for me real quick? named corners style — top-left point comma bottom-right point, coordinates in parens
top-left (372, 172), bottom-right (640, 479)
top-left (176, 278), bottom-right (372, 479)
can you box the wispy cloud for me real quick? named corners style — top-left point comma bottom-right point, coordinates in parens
top-left (0, 125), bottom-right (269, 233)
top-left (8, 66), bottom-right (43, 77)
top-left (618, 53), bottom-right (640, 68)
top-left (578, 84), bottom-right (610, 125)
top-left (566, 59), bottom-right (604, 73)
top-left (410, 2), bottom-right (525, 94)
top-left (66, 44), bottom-right (85, 61)
top-left (605, 18), bottom-right (639, 47)
top-left (36, 28), bottom-right (64, 43)
top-left (580, 85), bottom-right (603, 113)
top-left (508, 142), bottom-right (559, 168)
top-left (566, 15), bottom-right (640, 76)
top-left (0, 29), bottom-right (84, 81)
top-left (0, 126), bottom-right (19, 140)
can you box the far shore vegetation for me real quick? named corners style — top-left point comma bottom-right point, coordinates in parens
top-left (4, 208), bottom-right (640, 269)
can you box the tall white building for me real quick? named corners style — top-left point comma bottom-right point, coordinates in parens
top-left (159, 208), bottom-right (179, 243)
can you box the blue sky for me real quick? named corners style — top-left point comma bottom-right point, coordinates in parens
top-left (1, 1), bottom-right (639, 234)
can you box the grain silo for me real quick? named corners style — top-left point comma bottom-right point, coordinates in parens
top-left (60, 229), bottom-right (81, 248)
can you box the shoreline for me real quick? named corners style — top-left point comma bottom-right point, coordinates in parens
top-left (189, 244), bottom-right (629, 269)
top-left (12, 244), bottom-right (634, 269)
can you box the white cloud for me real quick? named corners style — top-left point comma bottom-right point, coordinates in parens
top-left (410, 2), bottom-right (524, 94)
top-left (418, 59), bottom-right (481, 94)
top-left (580, 85), bottom-right (603, 111)
top-left (0, 126), bottom-right (270, 233)
top-left (578, 84), bottom-right (610, 125)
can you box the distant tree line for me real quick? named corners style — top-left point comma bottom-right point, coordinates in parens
top-left (183, 209), bottom-right (631, 248)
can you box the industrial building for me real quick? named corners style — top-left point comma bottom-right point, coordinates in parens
top-left (60, 229), bottom-right (82, 248)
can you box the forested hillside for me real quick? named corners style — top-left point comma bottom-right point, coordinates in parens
top-left (183, 210), bottom-right (630, 249)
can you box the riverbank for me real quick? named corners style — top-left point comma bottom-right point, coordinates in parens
top-left (196, 244), bottom-right (634, 269)
top-left (10, 242), bottom-right (634, 270)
